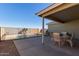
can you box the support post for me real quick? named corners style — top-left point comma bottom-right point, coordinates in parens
top-left (42, 17), bottom-right (44, 44)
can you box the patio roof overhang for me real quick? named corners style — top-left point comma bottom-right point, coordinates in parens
top-left (36, 3), bottom-right (79, 23)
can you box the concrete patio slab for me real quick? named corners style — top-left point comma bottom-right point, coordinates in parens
top-left (14, 37), bottom-right (70, 56)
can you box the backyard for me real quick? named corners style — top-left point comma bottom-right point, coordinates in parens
top-left (0, 36), bottom-right (79, 56)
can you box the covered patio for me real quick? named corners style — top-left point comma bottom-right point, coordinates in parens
top-left (36, 3), bottom-right (79, 47)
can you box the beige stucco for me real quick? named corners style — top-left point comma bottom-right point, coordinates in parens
top-left (0, 27), bottom-right (22, 40)
top-left (0, 27), bottom-right (40, 40)
top-left (48, 19), bottom-right (79, 39)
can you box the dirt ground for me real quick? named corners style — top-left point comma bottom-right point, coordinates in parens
top-left (0, 40), bottom-right (20, 56)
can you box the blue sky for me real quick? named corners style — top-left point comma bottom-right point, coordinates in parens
top-left (0, 3), bottom-right (52, 29)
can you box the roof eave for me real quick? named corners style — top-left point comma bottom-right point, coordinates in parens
top-left (36, 3), bottom-right (63, 17)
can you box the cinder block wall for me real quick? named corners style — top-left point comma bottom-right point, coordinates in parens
top-left (48, 19), bottom-right (79, 39)
top-left (0, 27), bottom-right (40, 40)
top-left (1, 27), bottom-right (5, 40)
top-left (0, 27), bottom-right (22, 40)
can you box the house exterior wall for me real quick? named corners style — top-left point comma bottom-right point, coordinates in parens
top-left (48, 19), bottom-right (79, 39)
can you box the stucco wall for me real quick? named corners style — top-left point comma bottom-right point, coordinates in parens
top-left (48, 19), bottom-right (79, 39)
top-left (1, 27), bottom-right (23, 35)
top-left (0, 27), bottom-right (22, 40)
top-left (0, 27), bottom-right (40, 40)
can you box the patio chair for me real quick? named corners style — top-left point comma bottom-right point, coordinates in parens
top-left (60, 32), bottom-right (73, 47)
top-left (65, 32), bottom-right (73, 48)
top-left (51, 32), bottom-right (65, 47)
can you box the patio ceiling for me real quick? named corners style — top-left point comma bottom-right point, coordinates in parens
top-left (36, 3), bottom-right (79, 23)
